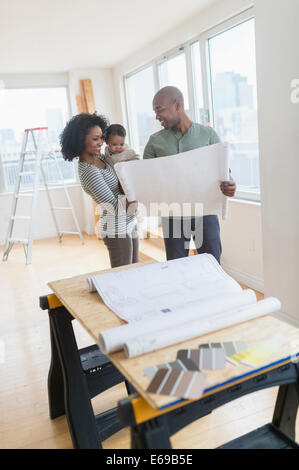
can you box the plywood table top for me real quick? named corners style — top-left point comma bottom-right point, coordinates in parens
top-left (48, 261), bottom-right (154, 340)
top-left (48, 261), bottom-right (299, 410)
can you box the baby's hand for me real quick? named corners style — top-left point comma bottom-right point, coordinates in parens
top-left (126, 200), bottom-right (138, 215)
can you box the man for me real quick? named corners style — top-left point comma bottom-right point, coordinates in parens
top-left (143, 86), bottom-right (236, 263)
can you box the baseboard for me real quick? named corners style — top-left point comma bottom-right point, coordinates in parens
top-left (272, 310), bottom-right (299, 328)
top-left (221, 262), bottom-right (264, 294)
top-left (84, 224), bottom-right (96, 236)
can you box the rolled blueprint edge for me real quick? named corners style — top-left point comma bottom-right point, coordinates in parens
top-left (123, 297), bottom-right (281, 358)
top-left (98, 289), bottom-right (257, 354)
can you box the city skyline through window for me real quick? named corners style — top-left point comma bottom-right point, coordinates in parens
top-left (0, 87), bottom-right (69, 151)
top-left (0, 87), bottom-right (75, 191)
top-left (126, 66), bottom-right (161, 156)
top-left (208, 18), bottom-right (260, 193)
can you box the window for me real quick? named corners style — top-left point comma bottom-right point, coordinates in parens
top-left (206, 17), bottom-right (259, 199)
top-left (158, 49), bottom-right (191, 116)
top-left (0, 87), bottom-right (75, 192)
top-left (124, 8), bottom-right (260, 200)
top-left (125, 65), bottom-right (160, 156)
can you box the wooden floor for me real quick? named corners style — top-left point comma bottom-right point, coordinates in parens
top-left (0, 234), bottom-right (297, 449)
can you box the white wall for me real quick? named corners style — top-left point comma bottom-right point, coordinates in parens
top-left (0, 73), bottom-right (68, 88)
top-left (68, 68), bottom-right (117, 121)
top-left (254, 0), bottom-right (299, 320)
top-left (220, 199), bottom-right (263, 292)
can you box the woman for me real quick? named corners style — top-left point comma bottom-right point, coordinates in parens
top-left (60, 113), bottom-right (139, 268)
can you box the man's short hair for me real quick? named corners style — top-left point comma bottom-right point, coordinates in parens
top-left (154, 86), bottom-right (184, 108)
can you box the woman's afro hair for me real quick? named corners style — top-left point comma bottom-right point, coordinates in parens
top-left (60, 113), bottom-right (110, 161)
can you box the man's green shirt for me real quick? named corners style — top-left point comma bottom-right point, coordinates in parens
top-left (143, 122), bottom-right (220, 159)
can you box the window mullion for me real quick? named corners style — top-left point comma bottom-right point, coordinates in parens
top-left (199, 37), bottom-right (212, 126)
top-left (153, 61), bottom-right (160, 92)
top-left (123, 76), bottom-right (134, 148)
top-left (185, 43), bottom-right (196, 122)
top-left (0, 154), bottom-right (6, 192)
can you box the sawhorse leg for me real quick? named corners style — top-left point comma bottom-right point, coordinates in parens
top-left (272, 379), bottom-right (299, 439)
top-left (48, 306), bottom-right (101, 448)
top-left (48, 312), bottom-right (65, 419)
top-left (131, 416), bottom-right (172, 449)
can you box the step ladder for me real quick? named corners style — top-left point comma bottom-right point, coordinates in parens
top-left (2, 127), bottom-right (84, 264)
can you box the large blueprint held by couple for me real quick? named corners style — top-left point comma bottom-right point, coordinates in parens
top-left (87, 254), bottom-right (281, 358)
top-left (114, 142), bottom-right (230, 219)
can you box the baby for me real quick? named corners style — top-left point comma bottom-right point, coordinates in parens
top-left (104, 124), bottom-right (145, 222)
top-left (104, 124), bottom-right (139, 167)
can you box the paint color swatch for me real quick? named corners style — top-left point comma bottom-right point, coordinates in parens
top-left (220, 341), bottom-right (247, 365)
top-left (146, 368), bottom-right (207, 400)
top-left (144, 358), bottom-right (198, 381)
top-left (230, 336), bottom-right (287, 368)
top-left (177, 349), bottom-right (202, 369)
top-left (221, 341), bottom-right (247, 357)
top-left (198, 343), bottom-right (226, 369)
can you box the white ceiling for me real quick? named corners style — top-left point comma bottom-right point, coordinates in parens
top-left (0, 0), bottom-right (218, 73)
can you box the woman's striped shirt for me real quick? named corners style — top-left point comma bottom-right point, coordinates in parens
top-left (78, 158), bottom-right (135, 237)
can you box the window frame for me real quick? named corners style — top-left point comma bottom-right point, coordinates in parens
top-left (123, 6), bottom-right (260, 202)
top-left (201, 10), bottom-right (258, 201)
top-left (0, 84), bottom-right (78, 194)
top-left (124, 46), bottom-right (197, 152)
top-left (156, 44), bottom-right (196, 120)
top-left (123, 61), bottom-right (158, 154)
